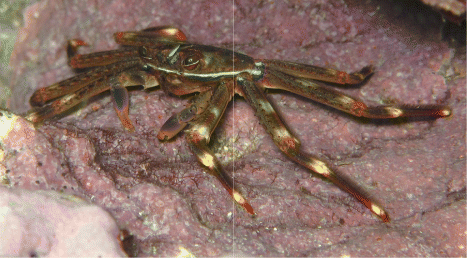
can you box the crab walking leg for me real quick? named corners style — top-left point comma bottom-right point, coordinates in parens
top-left (237, 77), bottom-right (389, 222)
top-left (69, 49), bottom-right (139, 69)
top-left (261, 60), bottom-right (374, 85)
top-left (66, 39), bottom-right (87, 62)
top-left (115, 26), bottom-right (187, 47)
top-left (26, 68), bottom-right (155, 128)
top-left (30, 61), bottom-right (141, 106)
top-left (66, 37), bottom-right (141, 69)
top-left (25, 77), bottom-right (112, 123)
top-left (157, 90), bottom-right (213, 141)
top-left (185, 81), bottom-right (255, 215)
top-left (262, 69), bottom-right (451, 118)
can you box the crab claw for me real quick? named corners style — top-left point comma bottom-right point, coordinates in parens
top-left (110, 83), bottom-right (135, 132)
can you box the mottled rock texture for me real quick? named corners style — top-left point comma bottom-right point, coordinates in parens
top-left (0, 186), bottom-right (126, 256)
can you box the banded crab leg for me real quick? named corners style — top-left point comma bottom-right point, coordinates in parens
top-left (237, 76), bottom-right (390, 222)
top-left (29, 55), bottom-right (140, 107)
top-left (67, 26), bottom-right (187, 70)
top-left (185, 80), bottom-right (255, 215)
top-left (262, 60), bottom-right (374, 85)
top-left (261, 63), bottom-right (451, 118)
top-left (26, 65), bottom-right (158, 132)
top-left (114, 26), bottom-right (187, 47)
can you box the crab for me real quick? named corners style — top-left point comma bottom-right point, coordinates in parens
top-left (25, 26), bottom-right (451, 222)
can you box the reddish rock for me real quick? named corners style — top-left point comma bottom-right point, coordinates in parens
top-left (0, 186), bottom-right (126, 256)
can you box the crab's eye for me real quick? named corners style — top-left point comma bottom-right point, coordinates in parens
top-left (182, 55), bottom-right (200, 70)
top-left (138, 46), bottom-right (150, 59)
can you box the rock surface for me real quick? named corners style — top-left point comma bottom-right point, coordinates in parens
top-left (0, 185), bottom-right (126, 257)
